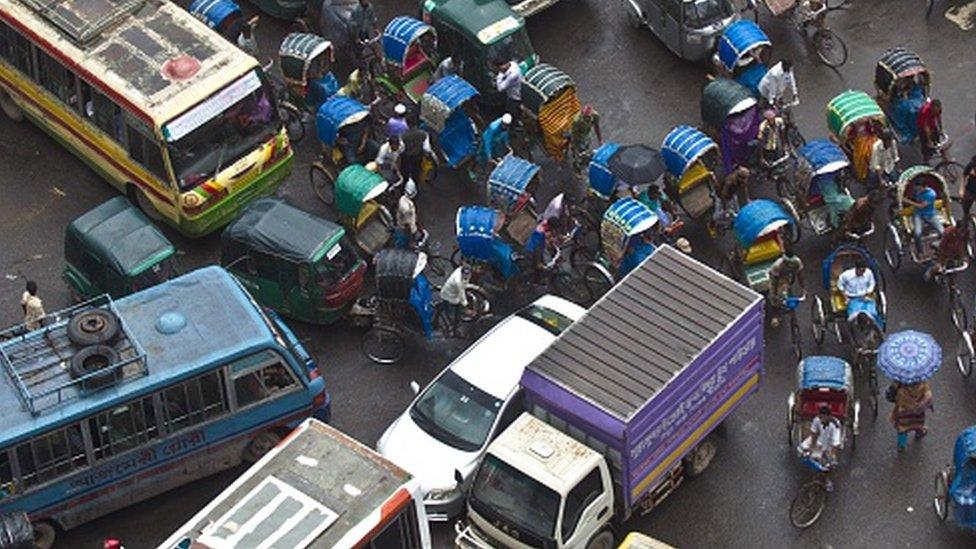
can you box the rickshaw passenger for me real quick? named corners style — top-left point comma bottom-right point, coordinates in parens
top-left (768, 243), bottom-right (804, 304)
top-left (337, 119), bottom-right (375, 164)
top-left (479, 114), bottom-right (512, 165)
top-left (918, 99), bottom-right (944, 162)
top-left (619, 233), bottom-right (656, 278)
top-left (757, 109), bottom-right (786, 165)
top-left (637, 186), bottom-right (677, 229)
top-left (904, 183), bottom-right (944, 250)
top-left (837, 258), bottom-right (876, 317)
top-left (799, 405), bottom-right (842, 490)
top-left (815, 173), bottom-right (854, 227)
top-left (757, 59), bottom-right (797, 108)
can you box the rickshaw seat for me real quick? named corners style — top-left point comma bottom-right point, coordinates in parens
top-left (403, 49), bottom-right (429, 76)
top-left (743, 237), bottom-right (782, 266)
top-left (807, 194), bottom-right (824, 207)
top-left (355, 201), bottom-right (380, 229)
top-left (681, 183), bottom-right (714, 219)
top-left (404, 70), bottom-right (431, 102)
top-left (678, 162), bottom-right (710, 194)
top-left (799, 388), bottom-right (847, 420)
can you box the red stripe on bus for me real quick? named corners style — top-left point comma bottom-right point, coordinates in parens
top-left (0, 9), bottom-right (151, 123)
top-left (0, 71), bottom-right (175, 206)
top-left (352, 488), bottom-right (412, 547)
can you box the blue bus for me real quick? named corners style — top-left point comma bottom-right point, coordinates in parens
top-left (0, 266), bottom-right (331, 548)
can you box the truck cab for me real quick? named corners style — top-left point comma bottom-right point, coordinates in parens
top-left (457, 413), bottom-right (616, 549)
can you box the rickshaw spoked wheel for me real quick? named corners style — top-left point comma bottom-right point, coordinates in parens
top-left (790, 313), bottom-right (803, 360)
top-left (32, 520), bottom-right (57, 549)
top-left (362, 326), bottom-right (404, 364)
top-left (780, 199), bottom-right (802, 243)
top-left (950, 286), bottom-right (968, 334)
top-left (570, 245), bottom-right (596, 274)
top-left (883, 225), bottom-right (903, 271)
top-left (309, 163), bottom-right (336, 205)
top-left (790, 480), bottom-right (828, 528)
top-left (0, 89), bottom-right (23, 122)
top-left (813, 29), bottom-right (848, 68)
top-left (279, 102), bottom-right (305, 144)
top-left (956, 330), bottom-right (974, 378)
top-left (810, 296), bottom-right (826, 346)
top-left (934, 469), bottom-right (950, 521)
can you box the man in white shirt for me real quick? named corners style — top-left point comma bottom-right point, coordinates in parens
top-left (837, 258), bottom-right (876, 300)
top-left (869, 130), bottom-right (900, 188)
top-left (374, 136), bottom-right (402, 178)
top-left (439, 266), bottom-right (471, 335)
top-left (757, 59), bottom-right (798, 108)
top-left (495, 59), bottom-right (523, 123)
top-left (799, 405), bottom-right (842, 490)
top-left (21, 280), bottom-right (44, 331)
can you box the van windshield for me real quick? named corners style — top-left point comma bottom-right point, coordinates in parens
top-left (409, 370), bottom-right (501, 452)
top-left (469, 454), bottom-right (559, 543)
top-left (683, 0), bottom-right (734, 29)
top-left (485, 29), bottom-right (533, 67)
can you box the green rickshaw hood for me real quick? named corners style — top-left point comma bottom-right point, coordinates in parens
top-left (335, 164), bottom-right (389, 218)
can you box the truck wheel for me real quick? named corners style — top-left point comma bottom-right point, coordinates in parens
top-left (33, 521), bottom-right (57, 549)
top-left (67, 309), bottom-right (120, 346)
top-left (586, 530), bottom-right (615, 549)
top-left (0, 89), bottom-right (23, 122)
top-left (244, 430), bottom-right (282, 463)
top-left (683, 438), bottom-right (717, 477)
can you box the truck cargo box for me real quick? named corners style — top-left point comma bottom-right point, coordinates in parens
top-left (521, 246), bottom-right (764, 508)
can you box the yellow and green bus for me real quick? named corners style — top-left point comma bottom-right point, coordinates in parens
top-left (0, 0), bottom-right (292, 237)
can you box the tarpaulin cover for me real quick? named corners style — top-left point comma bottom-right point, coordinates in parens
top-left (440, 110), bottom-right (478, 167)
top-left (875, 47), bottom-right (926, 95)
top-left (189, 0), bottom-right (240, 29)
top-left (662, 125), bottom-right (717, 178)
top-left (890, 86), bottom-right (925, 143)
top-left (956, 426), bottom-right (976, 464)
top-left (609, 145), bottom-right (666, 186)
top-left (410, 274), bottom-right (434, 339)
top-left (488, 155), bottom-right (539, 208)
top-left (734, 199), bottom-right (792, 247)
top-left (589, 142), bottom-right (621, 199)
top-left (316, 96), bottom-right (369, 146)
top-left (522, 63), bottom-right (576, 113)
top-left (701, 78), bottom-right (757, 130)
top-left (223, 197), bottom-right (343, 263)
top-left (67, 196), bottom-right (174, 276)
top-left (601, 198), bottom-right (658, 266)
top-left (799, 356), bottom-right (851, 390)
top-left (382, 16), bottom-right (432, 66)
top-left (421, 75), bottom-right (478, 132)
top-left (335, 164), bottom-right (388, 218)
top-left (798, 139), bottom-right (849, 175)
top-left (826, 90), bottom-right (885, 139)
top-left (375, 248), bottom-right (421, 299)
top-left (878, 330), bottom-right (943, 384)
top-left (720, 108), bottom-right (761, 174)
top-left (717, 20), bottom-right (770, 72)
top-left (735, 63), bottom-right (767, 96)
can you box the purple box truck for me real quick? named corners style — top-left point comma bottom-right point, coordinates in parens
top-left (456, 246), bottom-right (764, 548)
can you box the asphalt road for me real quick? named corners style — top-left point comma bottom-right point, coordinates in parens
top-left (3, 0), bottom-right (976, 547)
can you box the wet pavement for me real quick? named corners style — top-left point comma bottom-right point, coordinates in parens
top-left (2, 0), bottom-right (976, 546)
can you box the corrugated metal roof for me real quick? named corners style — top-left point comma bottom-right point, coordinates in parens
top-left (526, 246), bottom-right (761, 420)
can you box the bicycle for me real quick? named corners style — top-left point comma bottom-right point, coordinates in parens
top-left (789, 455), bottom-right (836, 528)
top-left (930, 137), bottom-right (964, 188)
top-left (794, 6), bottom-right (848, 67)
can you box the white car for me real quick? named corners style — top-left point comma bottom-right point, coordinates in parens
top-left (376, 295), bottom-right (585, 521)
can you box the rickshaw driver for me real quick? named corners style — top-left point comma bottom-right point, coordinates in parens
top-left (797, 0), bottom-right (828, 34)
top-left (918, 99), bottom-right (945, 162)
top-left (768, 243), bottom-right (805, 312)
top-left (925, 222), bottom-right (969, 281)
top-left (837, 190), bottom-right (880, 241)
top-left (757, 109), bottom-right (788, 167)
top-left (757, 58), bottom-right (798, 109)
top-left (903, 182), bottom-right (944, 253)
top-left (479, 113), bottom-right (512, 165)
top-left (799, 405), bottom-right (843, 491)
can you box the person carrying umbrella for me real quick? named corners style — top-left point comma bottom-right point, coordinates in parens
top-left (878, 330), bottom-right (940, 451)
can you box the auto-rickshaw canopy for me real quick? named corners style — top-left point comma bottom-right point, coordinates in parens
top-left (223, 197), bottom-right (346, 264)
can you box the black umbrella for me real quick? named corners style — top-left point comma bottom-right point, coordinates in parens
top-left (608, 145), bottom-right (666, 187)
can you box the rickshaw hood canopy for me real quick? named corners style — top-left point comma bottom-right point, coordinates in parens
top-left (375, 248), bottom-right (427, 300)
top-left (67, 196), bottom-right (175, 277)
top-left (826, 90), bottom-right (885, 139)
top-left (189, 0), bottom-right (240, 29)
top-left (896, 165), bottom-right (947, 204)
top-left (223, 197), bottom-right (345, 264)
top-left (602, 198), bottom-right (659, 238)
top-left (876, 47), bottom-right (927, 95)
top-left (588, 142), bottom-right (622, 200)
top-left (420, 75), bottom-right (479, 132)
top-left (661, 125), bottom-right (718, 178)
top-left (798, 139), bottom-right (849, 176)
top-left (701, 78), bottom-right (757, 130)
top-left (488, 155), bottom-right (540, 207)
top-left (456, 206), bottom-right (502, 260)
top-left (521, 63), bottom-right (575, 114)
top-left (279, 33), bottom-right (333, 84)
top-left (733, 199), bottom-right (792, 248)
top-left (955, 426), bottom-right (976, 465)
top-left (717, 20), bottom-right (771, 72)
top-left (798, 356), bottom-right (852, 391)
top-left (316, 96), bottom-right (370, 146)
top-left (820, 244), bottom-right (882, 292)
top-left (335, 165), bottom-right (389, 218)
top-left (382, 16), bottom-right (434, 66)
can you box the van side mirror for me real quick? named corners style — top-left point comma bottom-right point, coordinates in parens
top-left (409, 381), bottom-right (420, 395)
top-left (454, 469), bottom-right (464, 487)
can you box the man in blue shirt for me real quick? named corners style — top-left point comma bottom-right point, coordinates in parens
top-left (905, 184), bottom-right (943, 253)
top-left (479, 113), bottom-right (511, 165)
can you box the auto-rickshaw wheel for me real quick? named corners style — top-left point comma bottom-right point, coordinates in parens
top-left (362, 326), bottom-right (404, 364)
top-left (309, 163), bottom-right (336, 205)
top-left (0, 89), bottom-right (23, 122)
top-left (934, 469), bottom-right (950, 521)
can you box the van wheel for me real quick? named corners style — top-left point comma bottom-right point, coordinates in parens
top-left (0, 89), bottom-right (23, 122)
top-left (33, 521), bottom-right (57, 549)
top-left (244, 431), bottom-right (282, 463)
top-left (586, 530), bottom-right (615, 549)
top-left (683, 438), bottom-right (717, 477)
top-left (129, 185), bottom-right (162, 221)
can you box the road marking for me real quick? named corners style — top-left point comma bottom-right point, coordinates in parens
top-left (51, 186), bottom-right (65, 197)
top-left (946, 1), bottom-right (976, 30)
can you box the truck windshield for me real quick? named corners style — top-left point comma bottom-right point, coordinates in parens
top-left (683, 0), bottom-right (734, 29)
top-left (409, 370), bottom-right (501, 452)
top-left (163, 70), bottom-right (280, 191)
top-left (470, 454), bottom-right (559, 542)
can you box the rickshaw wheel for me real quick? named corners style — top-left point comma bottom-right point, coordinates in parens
top-left (790, 481), bottom-right (827, 528)
top-left (935, 160), bottom-right (964, 189)
top-left (570, 246), bottom-right (596, 274)
top-left (813, 29), bottom-right (848, 68)
top-left (552, 271), bottom-right (589, 307)
top-left (811, 296), bottom-right (826, 345)
top-left (950, 287), bottom-right (968, 334)
top-left (309, 163), bottom-right (336, 205)
top-left (583, 263), bottom-right (614, 304)
top-left (934, 469), bottom-right (951, 521)
top-left (786, 125), bottom-right (806, 151)
top-left (957, 331), bottom-right (974, 378)
top-left (790, 313), bottom-right (803, 360)
top-left (449, 247), bottom-right (462, 268)
top-left (780, 199), bottom-right (802, 243)
top-left (279, 102), bottom-right (305, 144)
top-left (883, 226), bottom-right (903, 271)
top-left (362, 327), bottom-right (404, 364)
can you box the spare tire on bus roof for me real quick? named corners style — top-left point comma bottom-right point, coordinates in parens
top-left (67, 309), bottom-right (120, 347)
top-left (70, 344), bottom-right (122, 392)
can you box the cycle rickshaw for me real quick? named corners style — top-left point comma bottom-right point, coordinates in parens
top-left (723, 198), bottom-right (799, 293)
top-left (826, 90), bottom-right (888, 184)
top-left (420, 75), bottom-right (480, 169)
top-left (660, 125), bottom-right (720, 227)
top-left (189, 0), bottom-right (246, 44)
top-left (700, 78), bottom-right (761, 175)
top-left (751, 0), bottom-right (848, 67)
top-left (377, 17), bottom-right (438, 104)
top-left (874, 47), bottom-right (929, 144)
top-left (521, 63), bottom-right (580, 161)
top-left (785, 139), bottom-right (858, 239)
top-left (275, 32), bottom-right (336, 141)
top-left (580, 197), bottom-right (659, 300)
top-left (883, 165), bottom-right (957, 271)
top-left (487, 155), bottom-right (541, 247)
top-left (453, 205), bottom-right (520, 287)
top-left (359, 249), bottom-right (434, 364)
top-left (934, 425), bottom-right (976, 530)
top-left (714, 20), bottom-right (771, 97)
top-left (318, 164), bottom-right (394, 258)
top-left (787, 355), bottom-right (860, 528)
top-left (810, 244), bottom-right (887, 414)
top-left (309, 96), bottom-right (375, 196)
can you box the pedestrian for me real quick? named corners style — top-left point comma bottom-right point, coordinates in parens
top-left (400, 122), bottom-right (433, 189)
top-left (395, 191), bottom-right (421, 248)
top-left (479, 113), bottom-right (511, 165)
top-left (387, 103), bottom-right (409, 138)
top-left (869, 130), bottom-right (900, 189)
top-left (959, 155), bottom-right (976, 220)
top-left (888, 380), bottom-right (934, 451)
top-left (374, 135), bottom-right (402, 181)
top-left (439, 265), bottom-right (470, 335)
top-left (494, 59), bottom-right (522, 123)
top-left (917, 98), bottom-right (944, 162)
top-left (566, 103), bottom-right (602, 160)
top-left (21, 280), bottom-right (44, 331)
top-left (757, 58), bottom-right (798, 108)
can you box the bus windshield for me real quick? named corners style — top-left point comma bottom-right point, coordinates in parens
top-left (163, 70), bottom-right (280, 191)
top-left (469, 454), bottom-right (559, 543)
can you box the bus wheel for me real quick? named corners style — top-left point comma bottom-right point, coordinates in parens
top-left (33, 521), bottom-right (57, 549)
top-left (0, 89), bottom-right (23, 122)
top-left (244, 431), bottom-right (282, 463)
top-left (129, 185), bottom-right (162, 221)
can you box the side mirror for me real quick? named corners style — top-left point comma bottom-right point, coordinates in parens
top-left (409, 381), bottom-right (420, 395)
top-left (454, 469), bottom-right (464, 488)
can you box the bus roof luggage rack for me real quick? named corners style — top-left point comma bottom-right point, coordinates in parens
top-left (0, 294), bottom-right (148, 417)
top-left (19, 0), bottom-right (146, 45)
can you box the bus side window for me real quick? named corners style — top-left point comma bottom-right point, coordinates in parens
top-left (233, 363), bottom-right (297, 409)
top-left (90, 89), bottom-right (126, 145)
top-left (89, 396), bottom-right (158, 460)
top-left (13, 424), bottom-right (87, 490)
top-left (0, 450), bottom-right (14, 496)
top-left (162, 370), bottom-right (228, 434)
top-left (0, 20), bottom-right (10, 59)
top-left (126, 122), bottom-right (169, 181)
top-left (0, 22), bottom-right (32, 75)
top-left (35, 48), bottom-right (77, 106)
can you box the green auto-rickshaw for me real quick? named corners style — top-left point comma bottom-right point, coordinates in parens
top-left (63, 197), bottom-right (178, 301)
top-left (422, 0), bottom-right (538, 103)
top-left (222, 197), bottom-right (367, 324)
